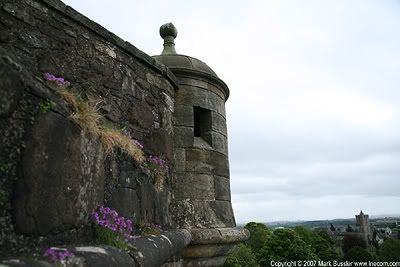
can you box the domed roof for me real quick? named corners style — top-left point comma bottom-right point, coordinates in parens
top-left (153, 54), bottom-right (218, 77)
top-left (152, 23), bottom-right (229, 100)
top-left (152, 22), bottom-right (219, 78)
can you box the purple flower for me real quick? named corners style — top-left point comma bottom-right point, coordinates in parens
top-left (93, 206), bottom-right (134, 235)
top-left (44, 248), bottom-right (74, 262)
top-left (43, 73), bottom-right (71, 87)
top-left (145, 222), bottom-right (162, 229)
top-left (122, 128), bottom-right (144, 150)
top-left (148, 155), bottom-right (168, 170)
top-left (133, 139), bottom-right (144, 149)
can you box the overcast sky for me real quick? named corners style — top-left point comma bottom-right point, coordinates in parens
top-left (63, 0), bottom-right (400, 223)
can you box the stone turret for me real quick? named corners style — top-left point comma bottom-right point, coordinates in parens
top-left (153, 23), bottom-right (249, 266)
top-left (356, 210), bottom-right (371, 246)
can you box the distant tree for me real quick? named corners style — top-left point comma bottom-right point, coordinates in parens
top-left (379, 237), bottom-right (400, 261)
top-left (224, 244), bottom-right (259, 267)
top-left (244, 222), bottom-right (271, 255)
top-left (293, 227), bottom-right (341, 260)
top-left (345, 246), bottom-right (374, 261)
top-left (346, 224), bottom-right (354, 232)
top-left (330, 224), bottom-right (336, 232)
top-left (258, 228), bottom-right (319, 266)
top-left (342, 234), bottom-right (366, 254)
top-left (313, 231), bottom-right (342, 260)
top-left (293, 226), bottom-right (314, 244)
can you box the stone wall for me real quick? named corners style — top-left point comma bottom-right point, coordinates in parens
top-left (0, 0), bottom-right (178, 257)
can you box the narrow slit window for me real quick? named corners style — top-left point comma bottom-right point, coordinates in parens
top-left (193, 106), bottom-right (212, 143)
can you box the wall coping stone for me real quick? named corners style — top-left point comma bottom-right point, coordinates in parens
top-left (0, 230), bottom-right (192, 267)
top-left (189, 227), bottom-right (249, 245)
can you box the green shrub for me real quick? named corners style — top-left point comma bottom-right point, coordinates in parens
top-left (94, 226), bottom-right (129, 250)
top-left (224, 244), bottom-right (259, 267)
top-left (39, 99), bottom-right (56, 113)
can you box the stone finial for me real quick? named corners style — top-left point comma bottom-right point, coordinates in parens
top-left (160, 22), bottom-right (177, 55)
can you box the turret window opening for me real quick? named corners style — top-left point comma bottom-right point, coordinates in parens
top-left (193, 106), bottom-right (212, 145)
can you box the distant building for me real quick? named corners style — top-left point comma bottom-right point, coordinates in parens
top-left (356, 210), bottom-right (372, 246)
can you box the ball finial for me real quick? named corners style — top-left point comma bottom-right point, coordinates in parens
top-left (160, 22), bottom-right (177, 39)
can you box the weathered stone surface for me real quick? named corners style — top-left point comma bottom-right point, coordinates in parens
top-left (217, 227), bottom-right (250, 244)
top-left (185, 148), bottom-right (214, 174)
top-left (143, 128), bottom-right (173, 162)
top-left (174, 126), bottom-right (193, 147)
top-left (0, 58), bottom-right (23, 117)
top-left (174, 105), bottom-right (193, 127)
top-left (183, 256), bottom-right (227, 267)
top-left (174, 173), bottom-right (214, 200)
top-left (14, 112), bottom-right (105, 235)
top-left (171, 200), bottom-right (234, 228)
top-left (175, 86), bottom-right (226, 118)
top-left (130, 229), bottom-right (191, 267)
top-left (190, 227), bottom-right (250, 245)
top-left (210, 201), bottom-right (235, 227)
top-left (110, 188), bottom-right (140, 218)
top-left (174, 148), bottom-right (186, 172)
top-left (178, 77), bottom-right (226, 101)
top-left (210, 151), bottom-right (230, 177)
top-left (182, 243), bottom-right (235, 258)
top-left (210, 131), bottom-right (228, 155)
top-left (115, 160), bottom-right (144, 189)
top-left (214, 176), bottom-right (230, 201)
top-left (184, 148), bottom-right (229, 177)
top-left (210, 111), bottom-right (227, 136)
top-left (128, 102), bottom-right (154, 129)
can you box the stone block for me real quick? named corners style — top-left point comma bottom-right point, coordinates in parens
top-left (173, 126), bottom-right (193, 147)
top-left (171, 200), bottom-right (233, 228)
top-left (214, 176), bottom-right (230, 201)
top-left (128, 101), bottom-right (154, 129)
top-left (173, 105), bottom-right (193, 127)
top-left (185, 148), bottom-right (213, 174)
top-left (175, 86), bottom-right (226, 118)
top-left (14, 112), bottom-right (105, 235)
top-left (211, 111), bottom-right (227, 136)
top-left (183, 256), bottom-right (227, 267)
top-left (210, 201), bottom-right (235, 227)
top-left (217, 227), bottom-right (250, 243)
top-left (0, 59), bottom-right (23, 117)
top-left (174, 148), bottom-right (186, 172)
top-left (189, 227), bottom-right (249, 245)
top-left (182, 243), bottom-right (235, 258)
top-left (174, 173), bottom-right (214, 200)
top-left (143, 128), bottom-right (173, 162)
top-left (110, 188), bottom-right (140, 218)
top-left (115, 159), bottom-right (144, 189)
top-left (210, 152), bottom-right (229, 177)
top-left (178, 77), bottom-right (226, 100)
top-left (210, 131), bottom-right (228, 155)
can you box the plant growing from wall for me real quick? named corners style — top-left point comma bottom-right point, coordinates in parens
top-left (38, 99), bottom-right (56, 113)
top-left (93, 206), bottom-right (136, 249)
top-left (44, 73), bottom-right (170, 191)
top-left (145, 155), bottom-right (168, 191)
top-left (43, 73), bottom-right (145, 163)
top-left (135, 221), bottom-right (162, 236)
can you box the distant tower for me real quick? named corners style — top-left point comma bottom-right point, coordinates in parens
top-left (153, 23), bottom-right (248, 266)
top-left (356, 210), bottom-right (371, 246)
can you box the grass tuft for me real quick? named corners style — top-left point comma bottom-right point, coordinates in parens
top-left (99, 126), bottom-right (145, 163)
top-left (57, 89), bottom-right (144, 163)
